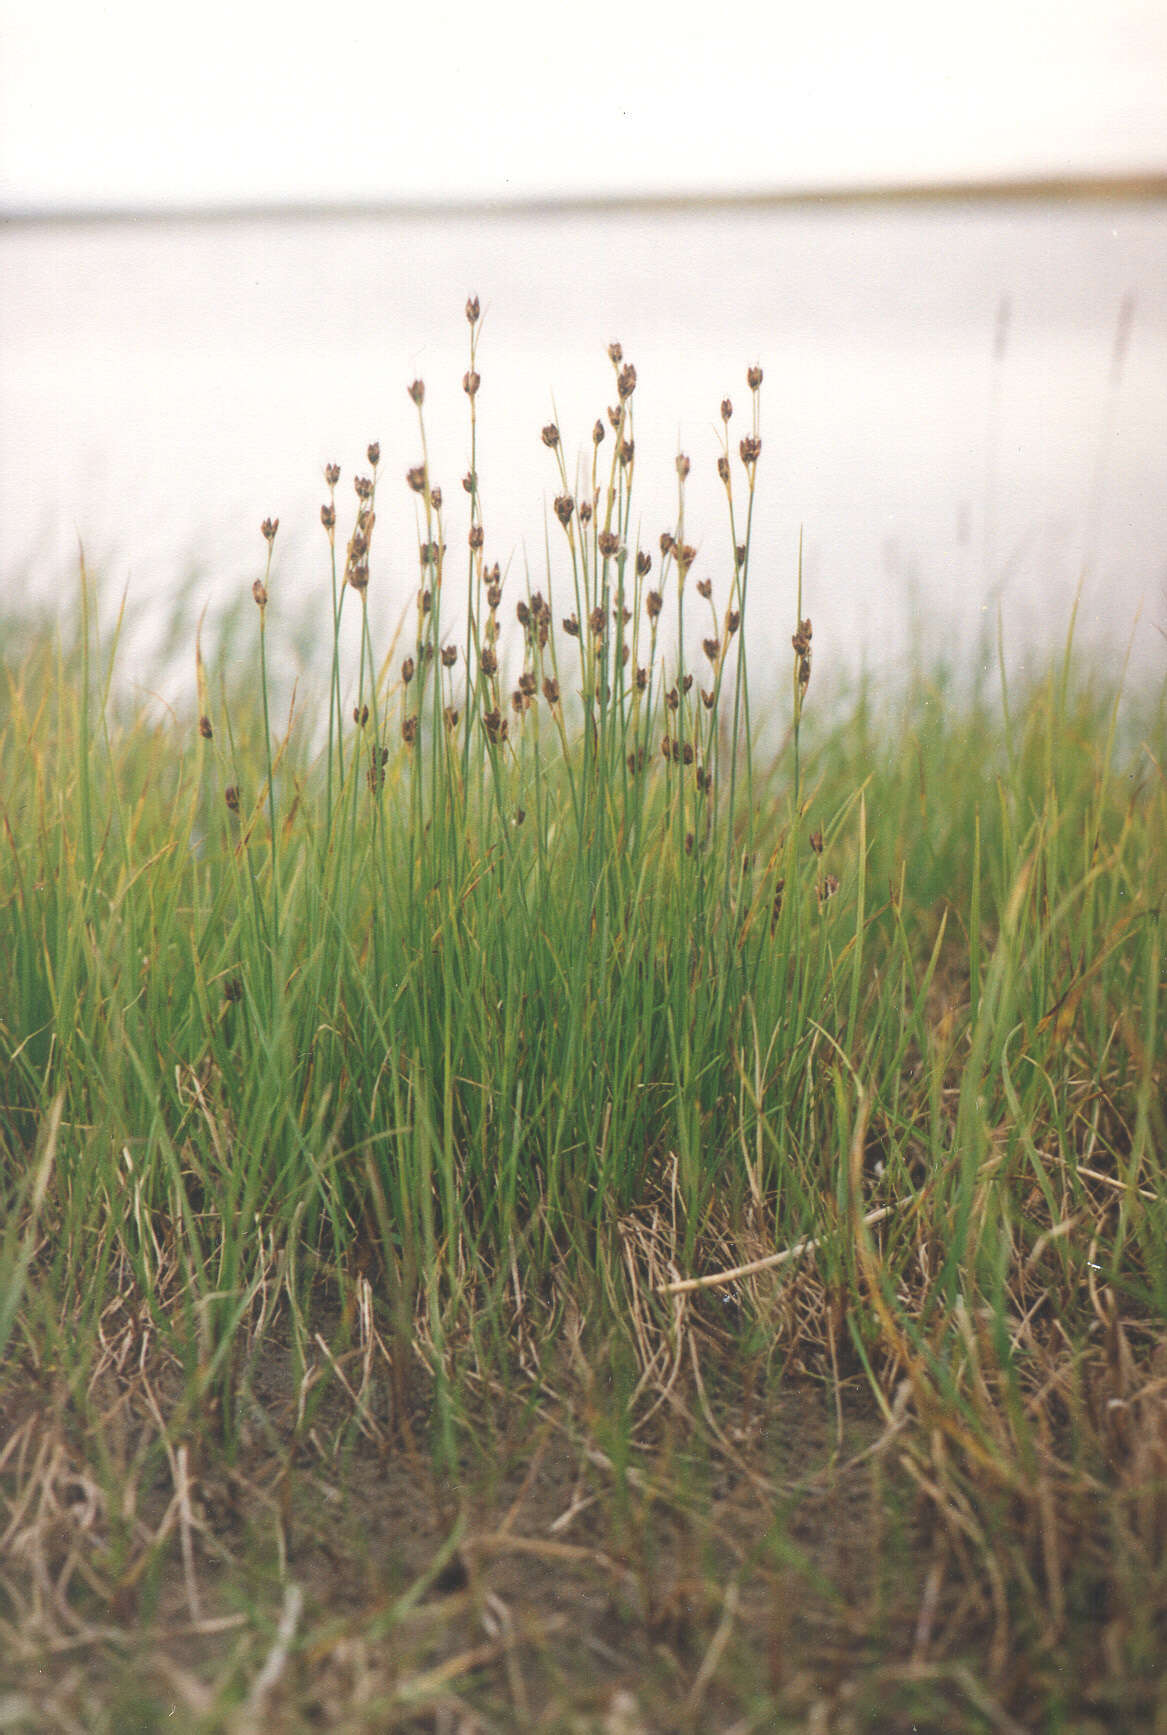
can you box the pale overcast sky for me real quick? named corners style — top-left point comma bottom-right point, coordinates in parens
top-left (1, 0), bottom-right (1165, 210)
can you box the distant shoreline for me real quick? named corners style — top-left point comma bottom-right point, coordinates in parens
top-left (4, 171), bottom-right (1166, 228)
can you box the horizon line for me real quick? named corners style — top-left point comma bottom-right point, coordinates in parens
top-left (4, 170), bottom-right (1166, 226)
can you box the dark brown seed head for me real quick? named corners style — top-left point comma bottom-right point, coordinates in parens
top-left (225, 785), bottom-right (240, 812)
top-left (353, 703), bottom-right (369, 726)
top-left (541, 423), bottom-right (560, 449)
top-left (480, 646), bottom-right (498, 676)
top-left (367, 441), bottom-right (380, 467)
top-left (620, 439), bottom-right (635, 467)
top-left (739, 434), bottom-right (762, 467)
top-left (252, 577), bottom-right (268, 609)
top-left (324, 462), bottom-right (341, 488)
top-left (321, 501), bottom-right (336, 530)
top-left (354, 475), bottom-right (373, 499)
top-left (675, 452), bottom-right (690, 480)
top-left (224, 976), bottom-right (243, 1003)
top-left (617, 362), bottom-right (637, 400)
top-left (736, 543), bottom-right (747, 568)
top-left (401, 716), bottom-right (417, 747)
top-left (727, 610), bottom-right (740, 635)
top-left (543, 675), bottom-right (560, 706)
top-left (430, 487), bottom-right (442, 512)
top-left (408, 379), bottom-right (425, 406)
top-left (696, 577), bottom-right (712, 600)
top-left (593, 418), bottom-right (605, 445)
top-left (261, 517), bottom-right (278, 543)
top-left (445, 705), bottom-right (460, 729)
top-left (608, 341), bottom-right (623, 364)
top-left (720, 398), bottom-right (733, 422)
top-left (717, 454), bottom-right (731, 485)
top-left (607, 404), bottom-right (622, 430)
top-left (463, 369), bottom-right (481, 397)
top-left (703, 637), bottom-right (720, 663)
top-left (554, 493), bottom-right (574, 527)
top-left (579, 499), bottom-right (593, 524)
top-left (402, 656), bottom-right (415, 685)
top-left (198, 714), bottom-right (213, 739)
top-left (463, 470), bottom-right (477, 495)
top-left (516, 598), bottom-right (530, 626)
top-left (588, 605), bottom-right (606, 638)
top-left (747, 364), bottom-right (763, 390)
top-left (469, 523), bottom-right (485, 550)
top-left (799, 655), bottom-right (812, 690)
top-left (518, 670), bottom-right (536, 696)
top-left (701, 687), bottom-right (715, 709)
top-left (486, 581), bottom-right (502, 611)
top-left (482, 707), bottom-right (508, 745)
top-left (681, 673), bottom-right (693, 693)
top-left (598, 529), bottom-right (619, 558)
top-left (563, 613), bottom-right (580, 637)
top-left (809, 827), bottom-right (824, 855)
top-left (441, 645), bottom-right (457, 667)
top-left (636, 550), bottom-right (652, 577)
top-left (646, 590), bottom-right (663, 621)
top-left (677, 543), bottom-right (697, 574)
top-left (681, 741), bottom-right (694, 765)
top-left (407, 465), bottom-right (427, 493)
top-left (819, 873), bottom-right (840, 904)
top-left (665, 686), bottom-right (679, 711)
top-left (466, 294), bottom-right (480, 324)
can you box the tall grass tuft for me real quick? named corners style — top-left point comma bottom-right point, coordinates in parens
top-left (3, 308), bottom-right (1167, 1725)
top-left (2, 306), bottom-right (1164, 1485)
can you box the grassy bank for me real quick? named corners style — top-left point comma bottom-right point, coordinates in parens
top-left (2, 311), bottom-right (1165, 1731)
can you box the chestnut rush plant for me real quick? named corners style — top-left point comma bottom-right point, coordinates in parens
top-left (3, 309), bottom-right (819, 1363)
top-left (1, 297), bottom-right (1166, 1728)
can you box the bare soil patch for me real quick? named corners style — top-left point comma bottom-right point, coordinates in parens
top-left (5, 1292), bottom-right (1156, 1734)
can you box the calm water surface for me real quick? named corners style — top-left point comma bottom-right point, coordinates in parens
top-left (2, 201), bottom-right (1165, 697)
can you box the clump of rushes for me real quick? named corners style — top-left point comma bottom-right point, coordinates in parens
top-left (4, 306), bottom-right (1166, 1734)
top-left (7, 304), bottom-right (1164, 1711)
